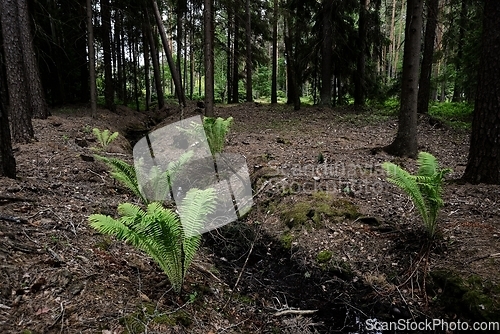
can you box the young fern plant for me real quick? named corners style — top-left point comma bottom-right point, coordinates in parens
top-left (93, 128), bottom-right (119, 151)
top-left (382, 152), bottom-right (451, 238)
top-left (89, 188), bottom-right (216, 294)
top-left (203, 116), bottom-right (233, 155)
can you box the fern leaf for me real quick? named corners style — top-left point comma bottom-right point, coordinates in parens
top-left (178, 188), bottom-right (217, 276)
top-left (382, 162), bottom-right (430, 227)
top-left (417, 151), bottom-right (438, 177)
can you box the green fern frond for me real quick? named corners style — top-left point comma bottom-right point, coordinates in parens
top-left (203, 117), bottom-right (233, 155)
top-left (382, 162), bottom-right (430, 227)
top-left (178, 188), bottom-right (217, 276)
top-left (95, 155), bottom-right (148, 204)
top-left (382, 152), bottom-right (451, 238)
top-left (167, 150), bottom-right (194, 184)
top-left (93, 128), bottom-right (119, 150)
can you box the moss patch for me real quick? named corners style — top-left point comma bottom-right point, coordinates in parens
top-left (280, 191), bottom-right (360, 228)
top-left (430, 270), bottom-right (500, 321)
top-left (316, 250), bottom-right (333, 264)
top-left (280, 233), bottom-right (295, 250)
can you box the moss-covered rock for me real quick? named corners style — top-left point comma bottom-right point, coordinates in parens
top-left (430, 270), bottom-right (500, 321)
top-left (280, 191), bottom-right (360, 228)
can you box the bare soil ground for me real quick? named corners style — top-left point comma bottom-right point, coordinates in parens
top-left (1, 102), bottom-right (499, 333)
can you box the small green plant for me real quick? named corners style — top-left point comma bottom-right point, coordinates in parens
top-left (62, 134), bottom-right (69, 144)
top-left (83, 125), bottom-right (92, 134)
top-left (382, 152), bottom-right (451, 238)
top-left (89, 188), bottom-right (216, 294)
top-left (203, 116), bottom-right (233, 155)
top-left (92, 127), bottom-right (119, 151)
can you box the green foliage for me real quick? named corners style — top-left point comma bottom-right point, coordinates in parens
top-left (94, 155), bottom-right (147, 204)
top-left (429, 102), bottom-right (473, 129)
top-left (382, 152), bottom-right (451, 238)
top-left (203, 117), bottom-right (233, 155)
top-left (93, 128), bottom-right (119, 151)
top-left (89, 188), bottom-right (216, 294)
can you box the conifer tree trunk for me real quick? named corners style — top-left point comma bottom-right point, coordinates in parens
top-left (319, 0), bottom-right (333, 106)
top-left (115, 10), bottom-right (123, 101)
top-left (232, 8), bottom-right (239, 103)
top-left (0, 0), bottom-right (34, 143)
top-left (271, 0), bottom-right (278, 104)
top-left (245, 0), bottom-right (252, 102)
top-left (151, 0), bottom-right (186, 107)
top-left (145, 13), bottom-right (165, 109)
top-left (101, 0), bottom-right (115, 111)
top-left (354, 0), bottom-right (367, 106)
top-left (417, 0), bottom-right (439, 114)
top-left (144, 30), bottom-right (151, 111)
top-left (86, 0), bottom-right (97, 117)
top-left (0, 82), bottom-right (15, 178)
top-left (16, 0), bottom-right (48, 119)
top-left (204, 0), bottom-right (214, 116)
top-left (227, 3), bottom-right (233, 103)
top-left (384, 0), bottom-right (423, 158)
top-left (463, 0), bottom-right (500, 184)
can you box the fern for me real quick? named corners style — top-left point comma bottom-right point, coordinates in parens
top-left (382, 152), bottom-right (451, 238)
top-left (93, 128), bottom-right (119, 150)
top-left (203, 116), bottom-right (233, 155)
top-left (89, 188), bottom-right (216, 294)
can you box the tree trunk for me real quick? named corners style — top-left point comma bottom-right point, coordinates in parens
top-left (0, 0), bottom-right (34, 143)
top-left (462, 0), bottom-right (500, 184)
top-left (0, 83), bottom-right (15, 178)
top-left (151, 0), bottom-right (186, 107)
top-left (354, 0), bottom-right (367, 106)
top-left (143, 30), bottom-right (151, 111)
top-left (319, 0), bottom-right (333, 106)
top-left (271, 0), bottom-right (278, 104)
top-left (204, 0), bottom-right (214, 116)
top-left (101, 0), bottom-right (115, 111)
top-left (132, 35), bottom-right (140, 112)
top-left (16, 0), bottom-right (49, 119)
top-left (245, 0), bottom-right (252, 102)
top-left (393, 0), bottom-right (405, 77)
top-left (176, 0), bottom-right (184, 100)
top-left (145, 13), bottom-right (165, 109)
top-left (452, 0), bottom-right (467, 102)
top-left (115, 10), bottom-right (123, 102)
top-left (232, 8), bottom-right (239, 103)
top-left (384, 0), bottom-right (423, 158)
top-left (417, 0), bottom-right (439, 114)
top-left (86, 0), bottom-right (97, 117)
top-left (227, 3), bottom-right (233, 103)
top-left (388, 0), bottom-right (397, 79)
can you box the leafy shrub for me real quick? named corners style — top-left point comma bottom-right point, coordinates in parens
top-left (382, 152), bottom-right (451, 238)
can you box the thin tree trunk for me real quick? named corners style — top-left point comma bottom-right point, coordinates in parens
top-left (227, 3), bottom-right (233, 103)
top-left (452, 0), bottom-right (467, 102)
top-left (271, 0), bottom-right (278, 104)
top-left (245, 0), bottom-right (252, 102)
top-left (393, 0), bottom-right (405, 76)
top-left (132, 35), bottom-right (140, 112)
top-left (151, 0), bottom-right (186, 107)
top-left (115, 10), bottom-right (123, 101)
top-left (87, 0), bottom-right (97, 117)
top-left (146, 21), bottom-right (165, 109)
top-left (388, 0), bottom-right (397, 79)
top-left (384, 0), bottom-right (423, 158)
top-left (176, 0), bottom-right (184, 100)
top-left (101, 0), bottom-right (115, 111)
top-left (319, 0), bottom-right (333, 106)
top-left (144, 29), bottom-right (151, 111)
top-left (204, 0), bottom-right (214, 116)
top-left (417, 0), bottom-right (439, 114)
top-left (232, 8), bottom-right (239, 103)
top-left (354, 0), bottom-right (367, 106)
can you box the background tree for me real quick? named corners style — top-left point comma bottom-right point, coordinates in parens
top-left (101, 0), bottom-right (115, 111)
top-left (245, 0), bottom-right (252, 102)
top-left (0, 87), bottom-right (15, 178)
top-left (319, 0), bottom-right (333, 106)
top-left (204, 0), bottom-right (214, 116)
top-left (270, 0), bottom-right (278, 104)
top-left (384, 0), bottom-right (423, 158)
top-left (417, 0), bottom-right (439, 114)
top-left (462, 0), bottom-right (500, 184)
top-left (0, 0), bottom-right (34, 143)
top-left (87, 0), bottom-right (97, 118)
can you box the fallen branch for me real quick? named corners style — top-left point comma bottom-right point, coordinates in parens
top-left (274, 309), bottom-right (318, 317)
top-left (0, 213), bottom-right (27, 223)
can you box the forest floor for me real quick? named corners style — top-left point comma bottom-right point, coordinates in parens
top-left (1, 102), bottom-right (499, 334)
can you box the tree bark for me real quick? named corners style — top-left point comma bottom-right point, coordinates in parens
top-left (145, 13), bottom-right (165, 109)
top-left (227, 2), bottom-right (233, 103)
top-left (462, 0), bottom-right (500, 184)
top-left (16, 0), bottom-right (49, 119)
top-left (151, 0), bottom-right (186, 107)
top-left (115, 10), bottom-right (123, 102)
top-left (86, 0), bottom-right (97, 118)
top-left (143, 29), bottom-right (151, 111)
top-left (176, 0), bottom-right (185, 100)
top-left (452, 0), bottom-right (467, 102)
top-left (245, 0), bottom-right (252, 102)
top-left (354, 0), bottom-right (367, 106)
top-left (319, 0), bottom-right (333, 106)
top-left (0, 82), bottom-right (15, 178)
top-left (417, 0), bottom-right (439, 114)
top-left (271, 0), bottom-right (278, 104)
top-left (384, 0), bottom-right (423, 158)
top-left (0, 0), bottom-right (34, 143)
top-left (204, 0), bottom-right (214, 116)
top-left (232, 8), bottom-right (239, 103)
top-left (101, 0), bottom-right (115, 111)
